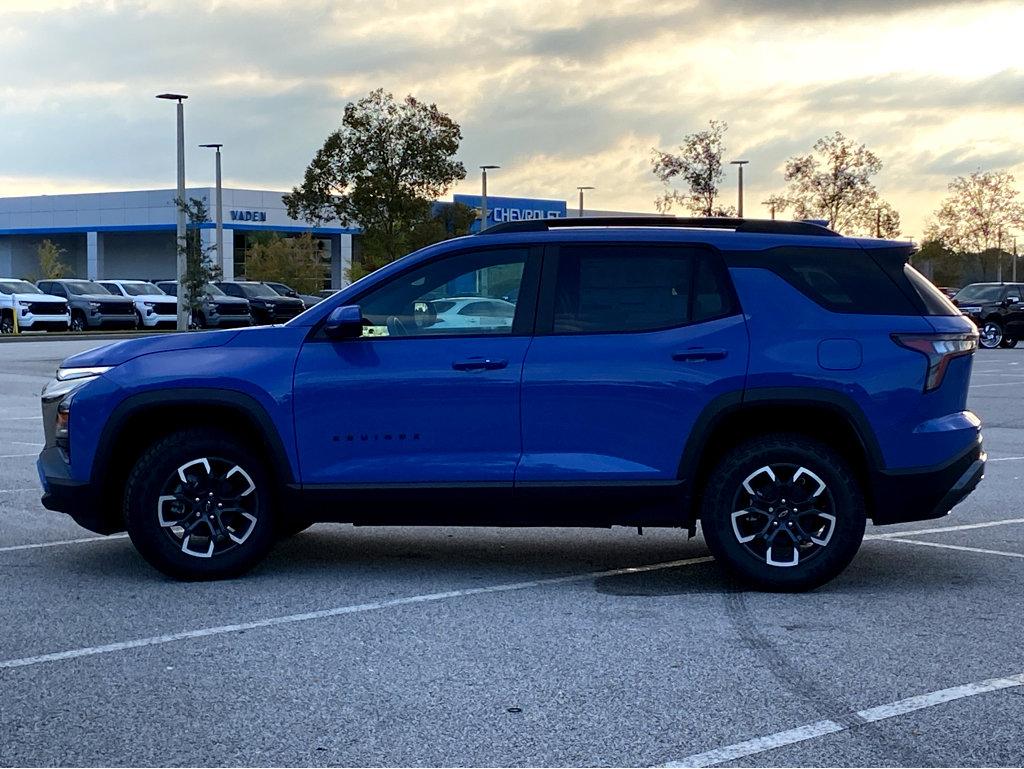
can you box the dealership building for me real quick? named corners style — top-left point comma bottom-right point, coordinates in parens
top-left (0, 188), bottom-right (627, 288)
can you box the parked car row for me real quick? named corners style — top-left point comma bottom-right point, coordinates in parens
top-left (0, 278), bottom-right (324, 333)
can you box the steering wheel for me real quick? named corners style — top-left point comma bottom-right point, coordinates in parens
top-left (386, 315), bottom-right (409, 337)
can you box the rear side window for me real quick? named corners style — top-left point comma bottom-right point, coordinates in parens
top-left (549, 245), bottom-right (735, 334)
top-left (903, 264), bottom-right (959, 316)
top-left (731, 247), bottom-right (920, 315)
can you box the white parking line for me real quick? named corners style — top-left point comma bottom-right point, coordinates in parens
top-left (0, 453), bottom-right (36, 459)
top-left (0, 534), bottom-right (128, 553)
top-left (866, 517), bottom-right (1024, 539)
top-left (0, 488), bottom-right (36, 494)
top-left (662, 673), bottom-right (1024, 767)
top-left (969, 381), bottom-right (1024, 388)
top-left (882, 537), bottom-right (1024, 560)
top-left (987, 456), bottom-right (1024, 462)
top-left (0, 416), bottom-right (41, 421)
top-left (11, 441), bottom-right (43, 448)
top-left (0, 555), bottom-right (714, 671)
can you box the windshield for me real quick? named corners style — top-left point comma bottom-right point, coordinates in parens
top-left (64, 281), bottom-right (111, 296)
top-left (158, 282), bottom-right (225, 297)
top-left (0, 280), bottom-right (43, 295)
top-left (266, 283), bottom-right (291, 296)
top-left (954, 285), bottom-right (1005, 303)
top-left (239, 283), bottom-right (279, 298)
top-left (120, 282), bottom-right (163, 296)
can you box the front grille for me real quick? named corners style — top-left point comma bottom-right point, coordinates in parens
top-left (28, 301), bottom-right (66, 315)
top-left (99, 302), bottom-right (132, 314)
top-left (214, 303), bottom-right (248, 316)
top-left (153, 302), bottom-right (177, 315)
top-left (271, 303), bottom-right (303, 319)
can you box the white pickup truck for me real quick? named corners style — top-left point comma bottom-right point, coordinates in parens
top-left (0, 278), bottom-right (70, 333)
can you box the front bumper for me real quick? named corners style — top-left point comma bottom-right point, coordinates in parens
top-left (86, 313), bottom-right (137, 329)
top-left (20, 313), bottom-right (70, 330)
top-left (37, 447), bottom-right (119, 534)
top-left (871, 436), bottom-right (985, 525)
top-left (139, 312), bottom-right (177, 328)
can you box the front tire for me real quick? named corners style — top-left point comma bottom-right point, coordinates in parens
top-left (1000, 337), bottom-right (1018, 349)
top-left (70, 311), bottom-right (87, 332)
top-left (700, 434), bottom-right (866, 592)
top-left (124, 428), bottom-right (276, 580)
top-left (980, 320), bottom-right (1004, 349)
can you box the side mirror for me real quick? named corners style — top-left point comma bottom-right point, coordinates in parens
top-left (324, 305), bottom-right (365, 339)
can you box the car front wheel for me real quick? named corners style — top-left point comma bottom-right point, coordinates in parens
top-left (124, 428), bottom-right (276, 580)
top-left (980, 321), bottom-right (1004, 349)
top-left (700, 434), bottom-right (866, 591)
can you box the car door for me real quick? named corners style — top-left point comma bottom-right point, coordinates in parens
top-left (517, 242), bottom-right (748, 491)
top-left (1002, 285), bottom-right (1024, 339)
top-left (292, 245), bottom-right (540, 488)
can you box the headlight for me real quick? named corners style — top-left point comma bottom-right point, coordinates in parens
top-left (143, 302), bottom-right (156, 308)
top-left (89, 301), bottom-right (101, 309)
top-left (18, 300), bottom-right (32, 307)
top-left (56, 366), bottom-right (112, 381)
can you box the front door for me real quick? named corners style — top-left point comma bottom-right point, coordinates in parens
top-left (293, 246), bottom-right (539, 487)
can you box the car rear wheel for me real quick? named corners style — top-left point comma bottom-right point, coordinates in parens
top-left (124, 428), bottom-right (276, 580)
top-left (980, 320), bottom-right (1004, 349)
top-left (999, 337), bottom-right (1018, 349)
top-left (700, 434), bottom-right (866, 591)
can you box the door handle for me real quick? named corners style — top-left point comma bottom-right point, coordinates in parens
top-left (452, 358), bottom-right (509, 371)
top-left (672, 348), bottom-right (728, 362)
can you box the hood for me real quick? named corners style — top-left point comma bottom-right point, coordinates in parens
top-left (212, 295), bottom-right (248, 305)
top-left (61, 328), bottom-right (242, 368)
top-left (76, 293), bottom-right (133, 304)
top-left (134, 294), bottom-right (176, 303)
top-left (13, 292), bottom-right (67, 304)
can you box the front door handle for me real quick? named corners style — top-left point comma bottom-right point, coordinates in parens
top-left (672, 348), bottom-right (728, 362)
top-left (452, 358), bottom-right (509, 371)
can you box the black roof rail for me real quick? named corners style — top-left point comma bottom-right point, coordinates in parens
top-left (480, 216), bottom-right (839, 237)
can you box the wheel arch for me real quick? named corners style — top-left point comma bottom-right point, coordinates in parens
top-left (679, 388), bottom-right (882, 524)
top-left (92, 388), bottom-right (296, 532)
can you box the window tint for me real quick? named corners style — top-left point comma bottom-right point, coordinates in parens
top-left (550, 245), bottom-right (732, 334)
top-left (903, 265), bottom-right (959, 316)
top-left (357, 249), bottom-right (528, 337)
top-left (738, 247), bottom-right (918, 315)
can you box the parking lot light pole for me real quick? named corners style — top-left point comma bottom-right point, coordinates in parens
top-left (157, 93), bottom-right (189, 331)
top-left (479, 165), bottom-right (499, 231)
top-left (1013, 236), bottom-right (1018, 283)
top-left (199, 144), bottom-right (224, 278)
top-left (729, 160), bottom-right (748, 217)
top-left (576, 186), bottom-right (595, 216)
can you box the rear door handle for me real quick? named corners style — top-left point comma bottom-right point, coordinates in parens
top-left (672, 348), bottom-right (728, 362)
top-left (452, 358), bottom-right (509, 371)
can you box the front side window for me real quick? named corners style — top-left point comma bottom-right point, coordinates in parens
top-left (550, 245), bottom-right (732, 334)
top-left (356, 248), bottom-right (528, 337)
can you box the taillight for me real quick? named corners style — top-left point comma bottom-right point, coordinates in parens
top-left (892, 332), bottom-right (978, 392)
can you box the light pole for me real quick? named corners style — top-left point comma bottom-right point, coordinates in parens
top-left (874, 207), bottom-right (883, 238)
top-left (199, 143), bottom-right (224, 278)
top-left (1014, 235), bottom-right (1018, 283)
top-left (762, 199), bottom-right (777, 220)
top-left (157, 93), bottom-right (188, 331)
top-left (576, 186), bottom-right (595, 216)
top-left (729, 160), bottom-right (749, 217)
top-left (479, 165), bottom-right (499, 231)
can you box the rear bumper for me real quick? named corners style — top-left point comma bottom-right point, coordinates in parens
top-left (37, 447), bottom-right (120, 535)
top-left (871, 436), bottom-right (985, 525)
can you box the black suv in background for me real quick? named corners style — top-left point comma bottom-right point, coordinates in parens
top-left (263, 281), bottom-right (322, 309)
top-left (37, 279), bottom-right (135, 331)
top-left (154, 281), bottom-right (252, 329)
top-left (215, 281), bottom-right (305, 324)
top-left (952, 283), bottom-right (1024, 348)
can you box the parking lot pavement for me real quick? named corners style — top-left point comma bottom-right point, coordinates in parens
top-left (2, 340), bottom-right (1024, 767)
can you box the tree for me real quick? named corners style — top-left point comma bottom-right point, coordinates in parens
top-left (783, 132), bottom-right (899, 236)
top-left (284, 89), bottom-right (466, 267)
top-left (177, 197), bottom-right (221, 323)
top-left (244, 232), bottom-right (328, 295)
top-left (37, 239), bottom-right (70, 279)
top-left (652, 120), bottom-right (735, 216)
top-left (926, 171), bottom-right (1024, 254)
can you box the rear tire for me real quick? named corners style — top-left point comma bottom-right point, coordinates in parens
top-left (1000, 337), bottom-right (1018, 349)
top-left (700, 434), bottom-right (866, 592)
top-left (124, 428), bottom-right (277, 580)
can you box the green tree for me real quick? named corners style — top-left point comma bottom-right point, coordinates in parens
top-left (284, 89), bottom-right (466, 269)
top-left (652, 120), bottom-right (735, 216)
top-left (176, 197), bottom-right (221, 323)
top-left (244, 232), bottom-right (328, 294)
top-left (783, 132), bottom-right (899, 236)
top-left (37, 239), bottom-right (70, 279)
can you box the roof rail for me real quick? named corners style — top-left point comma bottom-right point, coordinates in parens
top-left (480, 216), bottom-right (839, 237)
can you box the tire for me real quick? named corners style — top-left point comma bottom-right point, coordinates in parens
top-left (700, 433), bottom-right (866, 592)
top-left (123, 428), bottom-right (277, 580)
top-left (70, 310), bottom-right (87, 332)
top-left (0, 311), bottom-right (13, 334)
top-left (979, 320), bottom-right (1003, 349)
top-left (1000, 337), bottom-right (1018, 349)
top-left (134, 310), bottom-right (144, 330)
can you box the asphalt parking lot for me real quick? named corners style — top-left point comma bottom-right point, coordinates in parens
top-left (2, 339), bottom-right (1024, 767)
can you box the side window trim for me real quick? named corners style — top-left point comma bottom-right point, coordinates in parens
top-left (534, 242), bottom-right (738, 336)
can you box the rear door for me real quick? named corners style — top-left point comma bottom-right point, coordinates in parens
top-left (517, 243), bottom-right (748, 490)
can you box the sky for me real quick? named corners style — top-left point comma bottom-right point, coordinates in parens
top-left (1, 0), bottom-right (1022, 238)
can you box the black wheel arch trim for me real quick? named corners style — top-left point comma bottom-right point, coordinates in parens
top-left (91, 388), bottom-right (297, 491)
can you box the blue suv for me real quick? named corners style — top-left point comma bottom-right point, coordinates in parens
top-left (37, 217), bottom-right (984, 590)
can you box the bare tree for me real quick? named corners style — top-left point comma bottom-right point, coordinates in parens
top-left (926, 170), bottom-right (1024, 253)
top-left (652, 120), bottom-right (735, 217)
top-left (783, 132), bottom-right (899, 236)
